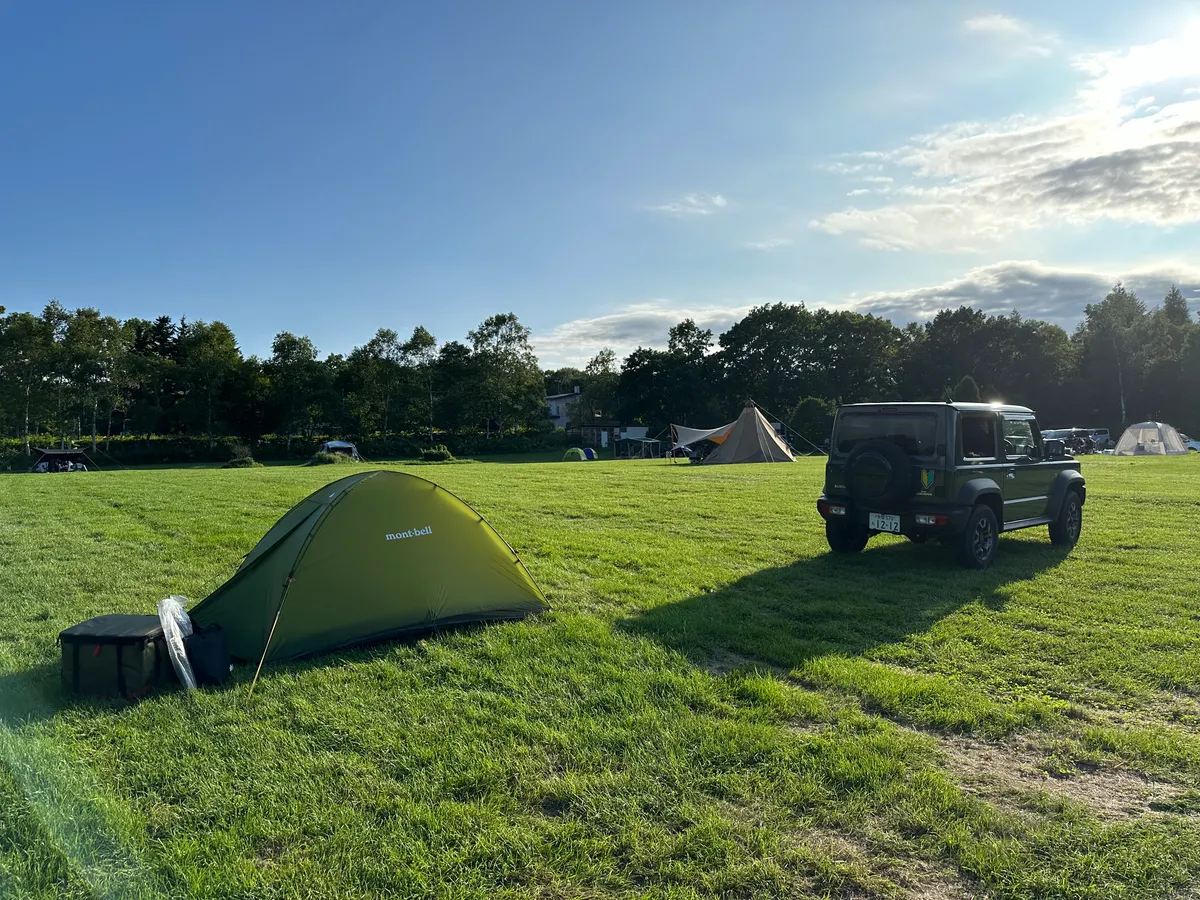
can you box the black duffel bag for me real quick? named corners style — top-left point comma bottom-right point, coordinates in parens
top-left (59, 614), bottom-right (175, 700)
top-left (184, 624), bottom-right (231, 686)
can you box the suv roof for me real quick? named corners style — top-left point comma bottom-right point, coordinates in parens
top-left (837, 401), bottom-right (1035, 415)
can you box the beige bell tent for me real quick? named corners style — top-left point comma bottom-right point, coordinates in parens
top-left (701, 404), bottom-right (795, 464)
top-left (1113, 421), bottom-right (1188, 456)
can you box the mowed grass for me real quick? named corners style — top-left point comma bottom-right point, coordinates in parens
top-left (2, 456), bottom-right (1200, 899)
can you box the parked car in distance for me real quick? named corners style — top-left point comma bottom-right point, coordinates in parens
top-left (1181, 433), bottom-right (1200, 452)
top-left (1087, 428), bottom-right (1113, 450)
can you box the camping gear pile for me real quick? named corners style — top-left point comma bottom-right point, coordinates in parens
top-left (59, 615), bottom-right (172, 700)
top-left (59, 471), bottom-right (548, 700)
top-left (58, 607), bottom-right (230, 700)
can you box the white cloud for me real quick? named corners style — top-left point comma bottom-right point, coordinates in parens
top-left (531, 301), bottom-right (754, 368)
top-left (963, 13), bottom-right (1025, 34)
top-left (1075, 19), bottom-right (1200, 110)
top-left (742, 238), bottom-right (792, 251)
top-left (532, 261), bottom-right (1200, 366)
top-left (838, 259), bottom-right (1200, 325)
top-left (812, 24), bottom-right (1200, 251)
top-left (963, 14), bottom-right (1057, 57)
top-left (646, 193), bottom-right (729, 218)
top-left (847, 189), bottom-right (871, 197)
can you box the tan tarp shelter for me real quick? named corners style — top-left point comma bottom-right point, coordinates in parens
top-left (701, 405), bottom-right (795, 464)
top-left (1113, 421), bottom-right (1188, 456)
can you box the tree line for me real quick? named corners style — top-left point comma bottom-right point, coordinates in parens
top-left (1, 283), bottom-right (1195, 459)
top-left (0, 304), bottom-right (544, 456)
top-left (550, 284), bottom-right (1198, 441)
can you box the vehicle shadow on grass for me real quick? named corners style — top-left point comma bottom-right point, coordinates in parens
top-left (620, 539), bottom-right (1069, 672)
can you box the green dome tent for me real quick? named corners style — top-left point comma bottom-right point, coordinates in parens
top-left (190, 471), bottom-right (548, 667)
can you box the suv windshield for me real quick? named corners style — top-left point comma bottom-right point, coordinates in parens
top-left (835, 411), bottom-right (938, 457)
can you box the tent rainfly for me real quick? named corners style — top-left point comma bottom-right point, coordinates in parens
top-left (1112, 422), bottom-right (1188, 456)
top-left (190, 471), bottom-right (548, 665)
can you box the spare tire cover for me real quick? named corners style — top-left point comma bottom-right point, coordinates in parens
top-left (845, 439), bottom-right (914, 507)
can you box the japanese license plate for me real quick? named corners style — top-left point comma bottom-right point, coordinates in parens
top-left (869, 513), bottom-right (901, 533)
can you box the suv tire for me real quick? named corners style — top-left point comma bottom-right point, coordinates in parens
top-left (826, 519), bottom-right (869, 554)
top-left (844, 440), bottom-right (914, 508)
top-left (1049, 489), bottom-right (1083, 547)
top-left (957, 504), bottom-right (999, 569)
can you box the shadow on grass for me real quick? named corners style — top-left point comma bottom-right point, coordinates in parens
top-left (620, 538), bottom-right (1069, 672)
top-left (0, 663), bottom-right (62, 726)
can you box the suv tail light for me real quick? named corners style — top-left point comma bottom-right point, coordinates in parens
top-left (818, 501), bottom-right (847, 517)
top-left (915, 514), bottom-right (948, 526)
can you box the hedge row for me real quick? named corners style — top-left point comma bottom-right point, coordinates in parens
top-left (0, 431), bottom-right (572, 466)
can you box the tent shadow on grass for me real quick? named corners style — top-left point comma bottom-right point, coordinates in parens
top-left (0, 663), bottom-right (63, 727)
top-left (0, 619), bottom-right (524, 727)
top-left (620, 538), bottom-right (1070, 673)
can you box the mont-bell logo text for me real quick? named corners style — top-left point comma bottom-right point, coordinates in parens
top-left (385, 526), bottom-right (433, 541)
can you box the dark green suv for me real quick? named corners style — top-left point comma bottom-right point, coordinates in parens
top-left (816, 402), bottom-right (1085, 568)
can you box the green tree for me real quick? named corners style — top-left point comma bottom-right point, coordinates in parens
top-left (581, 348), bottom-right (618, 424)
top-left (177, 321), bottom-right (243, 452)
top-left (789, 396), bottom-right (836, 450)
top-left (1163, 285), bottom-right (1191, 328)
top-left (0, 309), bottom-right (58, 452)
top-left (1076, 284), bottom-right (1147, 425)
top-left (402, 326), bottom-right (438, 443)
top-left (268, 332), bottom-right (320, 454)
top-left (543, 367), bottom-right (584, 397)
top-left (363, 328), bottom-right (404, 439)
top-left (952, 375), bottom-right (981, 402)
top-left (468, 313), bottom-right (543, 436)
top-left (715, 304), bottom-right (817, 419)
top-left (61, 308), bottom-right (125, 450)
top-left (432, 340), bottom-right (477, 433)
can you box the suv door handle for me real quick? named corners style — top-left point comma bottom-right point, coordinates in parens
top-left (1006, 472), bottom-right (1016, 479)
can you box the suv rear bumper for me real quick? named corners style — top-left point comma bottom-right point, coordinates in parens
top-left (817, 496), bottom-right (971, 536)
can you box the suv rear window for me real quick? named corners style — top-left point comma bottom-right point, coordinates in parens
top-left (835, 412), bottom-right (938, 457)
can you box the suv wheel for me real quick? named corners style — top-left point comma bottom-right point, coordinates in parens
top-left (826, 519), bottom-right (869, 554)
top-left (957, 504), bottom-right (999, 569)
top-left (1049, 490), bottom-right (1083, 547)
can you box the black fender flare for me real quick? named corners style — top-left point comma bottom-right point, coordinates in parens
top-left (955, 477), bottom-right (1003, 514)
top-left (1047, 470), bottom-right (1086, 520)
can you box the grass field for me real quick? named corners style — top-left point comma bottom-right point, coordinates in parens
top-left (2, 456), bottom-right (1200, 899)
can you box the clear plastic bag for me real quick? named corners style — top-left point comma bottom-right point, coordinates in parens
top-left (157, 595), bottom-right (197, 690)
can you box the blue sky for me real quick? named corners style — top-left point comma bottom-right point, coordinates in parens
top-left (3, 1), bottom-right (1199, 367)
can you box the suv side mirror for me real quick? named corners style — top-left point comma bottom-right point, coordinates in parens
top-left (1044, 439), bottom-right (1066, 460)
